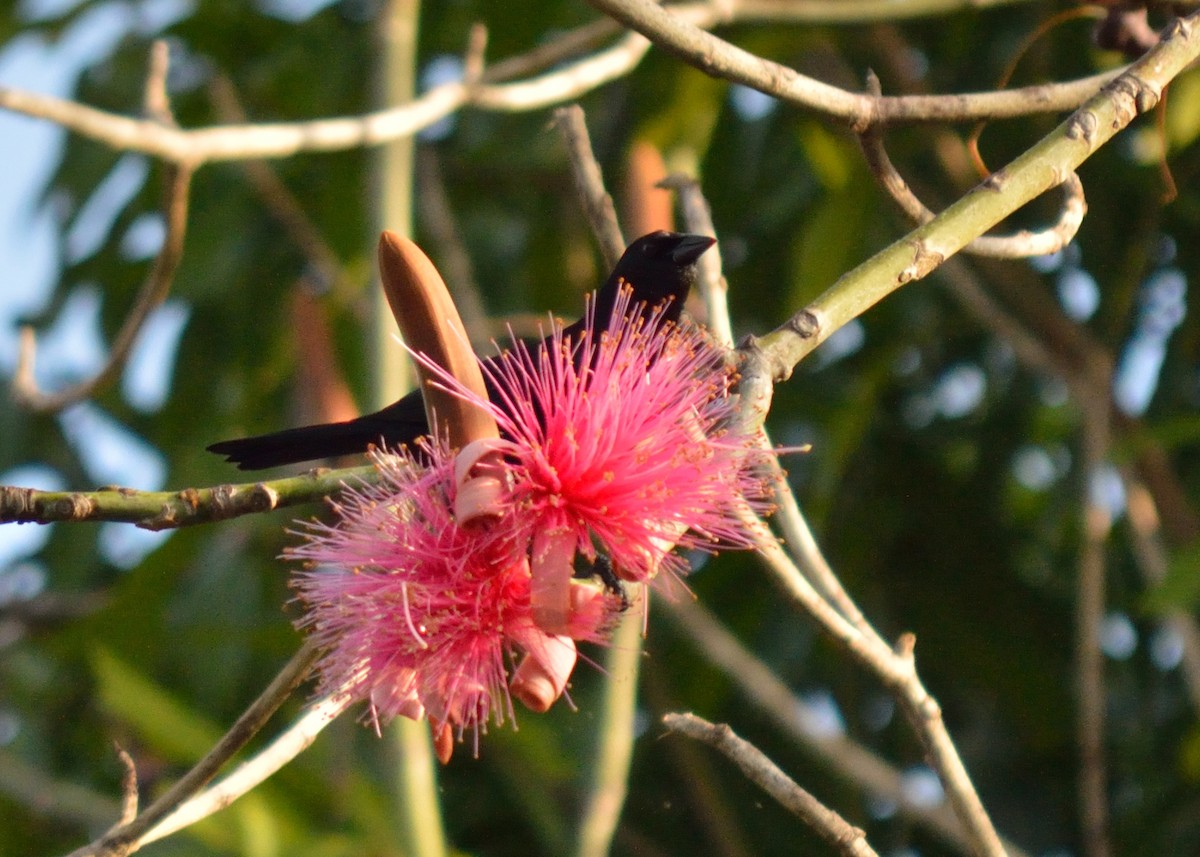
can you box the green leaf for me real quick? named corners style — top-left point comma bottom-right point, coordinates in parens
top-left (91, 647), bottom-right (223, 761)
top-left (1142, 540), bottom-right (1200, 613)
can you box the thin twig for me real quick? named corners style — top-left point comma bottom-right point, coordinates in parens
top-left (0, 465), bottom-right (378, 530)
top-left (13, 162), bottom-right (194, 413)
top-left (11, 43), bottom-right (192, 414)
top-left (67, 641), bottom-right (321, 857)
top-left (140, 690), bottom-right (354, 846)
top-left (858, 80), bottom-right (1087, 259)
top-left (0, 3), bottom-right (1132, 169)
top-left (662, 713), bottom-right (880, 857)
top-left (1077, 398), bottom-right (1112, 857)
top-left (658, 174), bottom-right (731, 346)
top-left (114, 747), bottom-right (138, 826)
top-left (1121, 475), bottom-right (1200, 713)
top-left (141, 41), bottom-right (173, 126)
top-left (554, 105), bottom-right (625, 268)
top-left (0, 32), bottom-right (651, 165)
top-left (662, 599), bottom-right (1032, 857)
top-left (741, 510), bottom-right (1009, 857)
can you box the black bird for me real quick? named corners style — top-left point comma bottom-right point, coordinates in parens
top-left (208, 231), bottom-right (716, 470)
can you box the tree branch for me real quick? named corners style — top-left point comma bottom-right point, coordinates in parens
top-left (554, 105), bottom-right (626, 268)
top-left (858, 78), bottom-right (1087, 259)
top-left (0, 465), bottom-right (378, 530)
top-left (743, 512), bottom-right (1009, 856)
top-left (586, 0), bottom-right (1124, 128)
top-left (754, 11), bottom-right (1199, 381)
top-left (662, 713), bottom-right (880, 857)
top-left (139, 691), bottom-right (353, 847)
top-left (663, 599), bottom-right (1032, 857)
top-left (67, 642), bottom-right (321, 857)
top-left (12, 162), bottom-right (194, 413)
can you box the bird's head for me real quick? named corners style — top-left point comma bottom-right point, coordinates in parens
top-left (598, 230), bottom-right (716, 321)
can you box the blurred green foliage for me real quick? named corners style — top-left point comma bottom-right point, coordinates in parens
top-left (4, 1), bottom-right (1200, 855)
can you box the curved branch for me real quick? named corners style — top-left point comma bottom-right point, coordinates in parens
top-left (0, 31), bottom-right (651, 165)
top-left (586, 0), bottom-right (1125, 128)
top-left (12, 164), bottom-right (194, 413)
top-left (755, 12), bottom-right (1198, 381)
top-left (859, 121), bottom-right (1087, 258)
top-left (0, 464), bottom-right (378, 530)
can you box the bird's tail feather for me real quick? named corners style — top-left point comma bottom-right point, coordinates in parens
top-left (207, 421), bottom-right (398, 470)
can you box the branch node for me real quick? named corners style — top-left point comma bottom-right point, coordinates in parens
top-left (59, 494), bottom-right (98, 521)
top-left (1066, 110), bottom-right (1099, 143)
top-left (251, 483), bottom-right (281, 513)
top-left (787, 310), bottom-right (820, 340)
top-left (898, 241), bottom-right (944, 284)
top-left (144, 505), bottom-right (178, 531)
top-left (177, 487), bottom-right (202, 512)
top-left (1167, 15), bottom-right (1195, 41)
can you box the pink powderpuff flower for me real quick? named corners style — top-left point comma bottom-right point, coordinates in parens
top-left (422, 286), bottom-right (774, 632)
top-left (289, 446), bottom-right (614, 743)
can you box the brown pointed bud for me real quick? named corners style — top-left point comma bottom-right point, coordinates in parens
top-left (376, 231), bottom-right (499, 450)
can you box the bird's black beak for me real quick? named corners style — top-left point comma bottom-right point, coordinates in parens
top-left (670, 233), bottom-right (717, 265)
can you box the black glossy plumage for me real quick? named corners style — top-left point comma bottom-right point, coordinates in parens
top-left (207, 231), bottom-right (715, 470)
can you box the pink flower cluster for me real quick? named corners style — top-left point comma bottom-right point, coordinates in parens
top-left (291, 289), bottom-right (773, 748)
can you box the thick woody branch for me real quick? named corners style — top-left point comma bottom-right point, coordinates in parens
top-left (586, 0), bottom-right (1124, 128)
top-left (0, 465), bottom-right (378, 530)
top-left (662, 713), bottom-right (879, 857)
